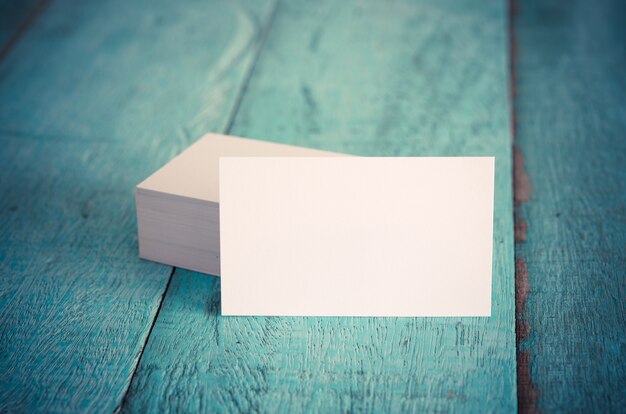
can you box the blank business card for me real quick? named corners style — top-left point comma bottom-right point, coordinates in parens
top-left (219, 157), bottom-right (494, 317)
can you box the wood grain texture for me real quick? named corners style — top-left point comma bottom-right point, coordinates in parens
top-left (123, 1), bottom-right (517, 412)
top-left (0, 0), bottom-right (275, 411)
top-left (513, 0), bottom-right (626, 412)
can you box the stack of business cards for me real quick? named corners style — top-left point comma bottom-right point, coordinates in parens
top-left (135, 133), bottom-right (340, 275)
top-left (137, 133), bottom-right (496, 316)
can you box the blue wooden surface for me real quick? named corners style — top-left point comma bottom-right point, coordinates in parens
top-left (2, 0), bottom-right (623, 411)
top-left (122, 1), bottom-right (517, 413)
top-left (0, 0), bottom-right (275, 411)
top-left (513, 0), bottom-right (626, 412)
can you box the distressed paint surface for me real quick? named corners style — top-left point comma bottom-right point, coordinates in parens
top-left (0, 0), bottom-right (275, 411)
top-left (123, 1), bottom-right (517, 412)
top-left (513, 0), bottom-right (626, 412)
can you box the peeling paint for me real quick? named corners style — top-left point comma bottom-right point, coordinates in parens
top-left (515, 229), bottom-right (536, 414)
top-left (515, 259), bottom-right (531, 342)
top-left (515, 219), bottom-right (528, 242)
top-left (514, 216), bottom-right (537, 414)
top-left (516, 318), bottom-right (530, 342)
top-left (517, 351), bottom-right (539, 414)
top-left (514, 147), bottom-right (532, 205)
top-left (515, 258), bottom-right (530, 315)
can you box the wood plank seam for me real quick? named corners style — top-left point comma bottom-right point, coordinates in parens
top-left (509, 0), bottom-right (540, 412)
top-left (115, 267), bottom-right (176, 413)
top-left (223, 0), bottom-right (280, 135)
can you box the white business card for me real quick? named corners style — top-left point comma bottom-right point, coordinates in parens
top-left (219, 157), bottom-right (494, 317)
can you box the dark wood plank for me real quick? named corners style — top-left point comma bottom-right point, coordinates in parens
top-left (513, 0), bottom-right (626, 411)
top-left (124, 1), bottom-right (517, 412)
top-left (0, 0), bottom-right (276, 411)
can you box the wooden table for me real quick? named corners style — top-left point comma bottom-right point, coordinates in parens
top-left (0, 0), bottom-right (623, 412)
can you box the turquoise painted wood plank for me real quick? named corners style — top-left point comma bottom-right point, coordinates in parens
top-left (123, 1), bottom-right (517, 412)
top-left (0, 136), bottom-right (174, 412)
top-left (0, 0), bottom-right (43, 57)
top-left (513, 0), bottom-right (626, 412)
top-left (0, 0), bottom-right (274, 142)
top-left (0, 0), bottom-right (276, 411)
